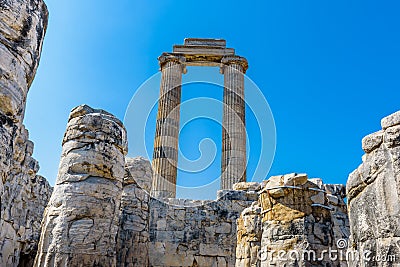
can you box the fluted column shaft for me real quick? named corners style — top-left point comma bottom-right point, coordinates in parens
top-left (151, 54), bottom-right (185, 198)
top-left (221, 56), bottom-right (248, 190)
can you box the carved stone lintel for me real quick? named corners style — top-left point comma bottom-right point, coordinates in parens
top-left (220, 56), bottom-right (248, 74)
top-left (158, 53), bottom-right (187, 73)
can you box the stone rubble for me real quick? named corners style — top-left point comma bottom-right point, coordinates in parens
top-left (347, 110), bottom-right (400, 266)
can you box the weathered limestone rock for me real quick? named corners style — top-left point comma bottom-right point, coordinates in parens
top-left (235, 203), bottom-right (262, 267)
top-left (362, 130), bottom-right (384, 153)
top-left (117, 157), bottom-right (152, 266)
top-left (0, 123), bottom-right (52, 266)
top-left (34, 105), bottom-right (127, 267)
top-left (125, 156), bottom-right (152, 193)
top-left (148, 190), bottom-right (256, 267)
top-left (235, 175), bottom-right (349, 267)
top-left (0, 0), bottom-right (48, 122)
top-left (381, 110), bottom-right (400, 130)
top-left (233, 182), bottom-right (261, 191)
top-left (347, 110), bottom-right (400, 266)
top-left (0, 0), bottom-right (51, 266)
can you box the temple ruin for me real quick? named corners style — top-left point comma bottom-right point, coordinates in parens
top-left (0, 2), bottom-right (399, 264)
top-left (152, 38), bottom-right (248, 198)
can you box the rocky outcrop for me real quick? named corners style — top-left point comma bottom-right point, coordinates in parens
top-left (235, 174), bottom-right (349, 267)
top-left (34, 105), bottom-right (128, 267)
top-left (347, 110), bottom-right (400, 266)
top-left (0, 0), bottom-right (51, 266)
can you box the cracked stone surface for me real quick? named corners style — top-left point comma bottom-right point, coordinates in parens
top-left (148, 190), bottom-right (256, 267)
top-left (347, 110), bottom-right (400, 266)
top-left (116, 157), bottom-right (152, 267)
top-left (34, 105), bottom-right (128, 267)
top-left (0, 0), bottom-right (48, 123)
top-left (1, 2), bottom-right (397, 265)
top-left (0, 0), bottom-right (51, 266)
top-left (0, 122), bottom-right (52, 267)
top-left (124, 156), bottom-right (152, 193)
top-left (235, 174), bottom-right (349, 267)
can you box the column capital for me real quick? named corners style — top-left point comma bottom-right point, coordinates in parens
top-left (158, 53), bottom-right (187, 73)
top-left (221, 55), bottom-right (248, 73)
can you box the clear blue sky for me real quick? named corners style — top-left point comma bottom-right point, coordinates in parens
top-left (25, 0), bottom-right (400, 199)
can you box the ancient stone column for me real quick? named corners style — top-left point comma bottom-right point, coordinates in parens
top-left (34, 105), bottom-right (127, 267)
top-left (221, 56), bottom-right (248, 190)
top-left (151, 54), bottom-right (185, 199)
